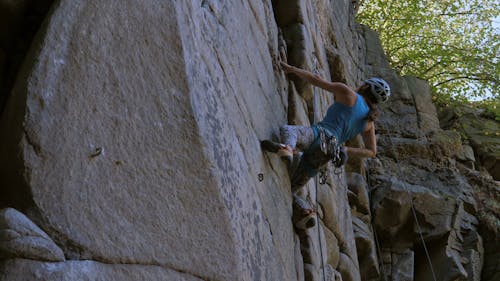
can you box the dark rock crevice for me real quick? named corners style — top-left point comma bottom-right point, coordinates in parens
top-left (0, 0), bottom-right (55, 114)
top-left (0, 0), bottom-right (56, 211)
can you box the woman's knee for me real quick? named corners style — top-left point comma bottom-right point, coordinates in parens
top-left (279, 125), bottom-right (296, 140)
top-left (279, 125), bottom-right (294, 134)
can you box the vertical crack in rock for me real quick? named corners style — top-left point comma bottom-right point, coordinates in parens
top-left (270, 1), bottom-right (359, 281)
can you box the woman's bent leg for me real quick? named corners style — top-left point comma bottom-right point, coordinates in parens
top-left (279, 125), bottom-right (314, 151)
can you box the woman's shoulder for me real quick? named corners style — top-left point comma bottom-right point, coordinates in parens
top-left (332, 85), bottom-right (357, 106)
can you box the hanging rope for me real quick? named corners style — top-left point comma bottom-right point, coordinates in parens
top-left (313, 125), bottom-right (327, 281)
top-left (312, 56), bottom-right (327, 281)
top-left (366, 171), bottom-right (389, 281)
top-left (305, 54), bottom-right (436, 280)
top-left (411, 199), bottom-right (438, 281)
top-left (371, 219), bottom-right (389, 281)
top-left (375, 121), bottom-right (438, 281)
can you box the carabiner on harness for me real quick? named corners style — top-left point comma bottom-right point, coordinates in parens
top-left (319, 169), bottom-right (328, 184)
top-left (318, 127), bottom-right (340, 165)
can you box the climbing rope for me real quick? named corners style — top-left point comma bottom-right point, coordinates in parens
top-left (374, 121), bottom-right (438, 281)
top-left (371, 218), bottom-right (389, 281)
top-left (366, 175), bottom-right (389, 281)
top-left (312, 67), bottom-right (327, 281)
top-left (304, 55), bottom-right (436, 280)
top-left (411, 199), bottom-right (438, 281)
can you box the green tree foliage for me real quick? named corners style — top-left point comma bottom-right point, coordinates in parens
top-left (357, 0), bottom-right (499, 118)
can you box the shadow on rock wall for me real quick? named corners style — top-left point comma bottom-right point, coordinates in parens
top-left (0, 0), bottom-right (55, 114)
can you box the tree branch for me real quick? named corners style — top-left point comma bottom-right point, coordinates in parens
top-left (433, 75), bottom-right (499, 87)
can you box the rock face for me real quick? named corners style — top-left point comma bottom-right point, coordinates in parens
top-left (1, 1), bottom-right (296, 280)
top-left (0, 208), bottom-right (64, 262)
top-left (0, 0), bottom-right (496, 281)
top-left (438, 105), bottom-right (500, 180)
top-left (0, 259), bottom-right (204, 281)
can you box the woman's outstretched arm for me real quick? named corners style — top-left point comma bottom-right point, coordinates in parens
top-left (280, 62), bottom-right (356, 106)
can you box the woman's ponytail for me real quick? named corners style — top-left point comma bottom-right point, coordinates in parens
top-left (360, 88), bottom-right (379, 121)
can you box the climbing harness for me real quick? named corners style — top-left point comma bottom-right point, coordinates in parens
top-left (318, 126), bottom-right (341, 166)
top-left (319, 170), bottom-right (328, 185)
top-left (317, 128), bottom-right (345, 183)
top-left (370, 121), bottom-right (438, 281)
top-left (316, 126), bottom-right (342, 184)
top-left (312, 96), bottom-right (343, 183)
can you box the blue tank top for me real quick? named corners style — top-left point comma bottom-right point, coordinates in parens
top-left (317, 93), bottom-right (369, 144)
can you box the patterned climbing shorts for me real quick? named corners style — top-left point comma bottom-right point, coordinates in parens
top-left (279, 125), bottom-right (315, 151)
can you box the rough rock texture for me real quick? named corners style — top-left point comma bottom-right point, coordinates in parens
top-left (0, 259), bottom-right (204, 281)
top-left (0, 208), bottom-right (64, 261)
top-left (1, 1), bottom-right (293, 280)
top-left (438, 104), bottom-right (500, 180)
top-left (457, 165), bottom-right (500, 281)
top-left (359, 25), bottom-right (491, 280)
top-left (359, 78), bottom-right (487, 281)
top-left (347, 173), bottom-right (379, 281)
top-left (0, 0), bottom-right (496, 280)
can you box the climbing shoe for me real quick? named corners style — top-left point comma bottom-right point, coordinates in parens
top-left (292, 194), bottom-right (316, 230)
top-left (261, 140), bottom-right (293, 162)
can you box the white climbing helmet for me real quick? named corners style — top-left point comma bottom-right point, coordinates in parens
top-left (365, 78), bottom-right (391, 103)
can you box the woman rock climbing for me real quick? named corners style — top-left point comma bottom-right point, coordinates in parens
top-left (262, 61), bottom-right (391, 228)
